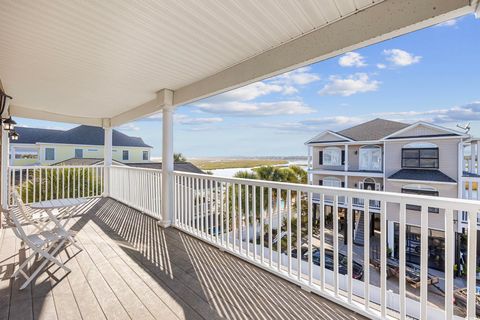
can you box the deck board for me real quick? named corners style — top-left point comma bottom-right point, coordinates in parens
top-left (0, 197), bottom-right (365, 320)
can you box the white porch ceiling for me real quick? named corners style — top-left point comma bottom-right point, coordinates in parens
top-left (0, 0), bottom-right (475, 126)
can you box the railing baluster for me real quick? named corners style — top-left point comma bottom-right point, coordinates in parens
top-left (444, 208), bottom-right (454, 320)
top-left (268, 187), bottom-right (273, 267)
top-left (420, 205), bottom-right (428, 319)
top-left (246, 185), bottom-right (250, 257)
top-left (220, 181), bottom-right (224, 245)
top-left (25, 168), bottom-right (29, 204)
top-left (19, 169), bottom-right (23, 202)
top-left (210, 179), bottom-right (214, 241)
top-left (215, 180), bottom-right (219, 243)
top-left (364, 198), bottom-right (370, 310)
top-left (50, 167), bottom-right (53, 200)
top-left (232, 183), bottom-right (236, 250)
top-left (308, 190), bottom-right (312, 285)
top-left (467, 209), bottom-right (478, 319)
top-left (297, 191), bottom-right (301, 281)
top-left (226, 182), bottom-right (230, 249)
top-left (260, 186), bottom-right (264, 264)
top-left (399, 202), bottom-right (406, 319)
top-left (380, 200), bottom-right (387, 318)
top-left (287, 190), bottom-right (292, 276)
top-left (253, 185), bottom-right (257, 260)
top-left (333, 194), bottom-right (339, 296)
top-left (238, 183), bottom-right (242, 254)
top-left (277, 188), bottom-right (282, 271)
top-left (320, 193), bottom-right (325, 290)
top-left (347, 196), bottom-right (353, 303)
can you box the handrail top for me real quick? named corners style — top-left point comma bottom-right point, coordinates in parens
top-left (9, 165), bottom-right (104, 169)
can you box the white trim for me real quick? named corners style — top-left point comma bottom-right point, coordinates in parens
top-left (387, 178), bottom-right (457, 185)
top-left (14, 142), bottom-right (153, 150)
top-left (382, 121), bottom-right (466, 140)
top-left (309, 169), bottom-right (384, 178)
top-left (10, 104), bottom-right (103, 127)
top-left (381, 135), bottom-right (467, 142)
top-left (305, 130), bottom-right (353, 145)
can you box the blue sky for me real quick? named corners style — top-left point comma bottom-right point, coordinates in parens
top-left (17, 15), bottom-right (480, 158)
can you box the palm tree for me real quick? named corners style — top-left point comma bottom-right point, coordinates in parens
top-left (174, 153), bottom-right (187, 162)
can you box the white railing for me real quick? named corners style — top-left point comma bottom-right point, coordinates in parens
top-left (8, 165), bottom-right (104, 205)
top-left (109, 165), bottom-right (162, 220)
top-left (173, 171), bottom-right (480, 320)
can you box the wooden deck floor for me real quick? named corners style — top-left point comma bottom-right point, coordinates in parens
top-left (0, 197), bottom-right (365, 320)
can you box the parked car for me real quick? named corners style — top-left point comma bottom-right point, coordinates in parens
top-left (303, 248), bottom-right (364, 280)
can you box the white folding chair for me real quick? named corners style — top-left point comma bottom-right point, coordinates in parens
top-left (4, 199), bottom-right (81, 290)
top-left (12, 191), bottom-right (76, 241)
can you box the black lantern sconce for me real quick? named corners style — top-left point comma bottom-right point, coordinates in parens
top-left (0, 90), bottom-right (19, 139)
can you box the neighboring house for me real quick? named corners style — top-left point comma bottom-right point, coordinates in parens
top-left (306, 118), bottom-right (478, 270)
top-left (10, 125), bottom-right (152, 166)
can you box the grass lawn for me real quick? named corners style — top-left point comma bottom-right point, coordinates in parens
top-left (191, 159), bottom-right (289, 170)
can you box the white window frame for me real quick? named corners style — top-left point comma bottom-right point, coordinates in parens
top-left (359, 145), bottom-right (382, 171)
top-left (323, 176), bottom-right (342, 188)
top-left (323, 147), bottom-right (341, 166)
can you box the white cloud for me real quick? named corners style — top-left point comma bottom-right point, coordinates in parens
top-left (338, 52), bottom-right (367, 67)
top-left (271, 67), bottom-right (321, 86)
top-left (383, 49), bottom-right (421, 67)
top-left (319, 73), bottom-right (380, 96)
top-left (209, 82), bottom-right (284, 103)
top-left (118, 123), bottom-right (140, 131)
top-left (377, 101), bottom-right (480, 124)
top-left (195, 100), bottom-right (314, 116)
top-left (258, 116), bottom-right (362, 132)
top-left (435, 19), bottom-right (457, 27)
top-left (376, 63), bottom-right (386, 69)
top-left (176, 116), bottom-right (223, 125)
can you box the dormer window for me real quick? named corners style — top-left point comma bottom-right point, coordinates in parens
top-left (401, 142), bottom-right (439, 169)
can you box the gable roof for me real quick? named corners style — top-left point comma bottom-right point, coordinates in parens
top-left (13, 125), bottom-right (152, 148)
top-left (336, 118), bottom-right (409, 141)
top-left (382, 121), bottom-right (466, 140)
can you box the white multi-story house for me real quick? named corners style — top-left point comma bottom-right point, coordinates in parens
top-left (306, 118), bottom-right (478, 270)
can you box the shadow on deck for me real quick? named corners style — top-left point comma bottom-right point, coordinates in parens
top-left (0, 197), bottom-right (365, 320)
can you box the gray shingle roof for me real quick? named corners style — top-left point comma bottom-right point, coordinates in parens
top-left (388, 169), bottom-right (456, 183)
top-left (127, 162), bottom-right (205, 174)
top-left (336, 118), bottom-right (409, 141)
top-left (14, 125), bottom-right (152, 148)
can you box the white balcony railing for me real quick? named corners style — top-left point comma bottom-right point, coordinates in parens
top-left (172, 171), bottom-right (480, 320)
top-left (109, 165), bottom-right (162, 220)
top-left (7, 165), bottom-right (480, 319)
top-left (8, 165), bottom-right (104, 205)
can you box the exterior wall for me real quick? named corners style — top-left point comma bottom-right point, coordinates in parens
top-left (311, 143), bottom-right (384, 172)
top-left (384, 138), bottom-right (460, 181)
top-left (11, 143), bottom-right (152, 166)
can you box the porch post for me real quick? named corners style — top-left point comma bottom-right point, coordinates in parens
top-left (103, 120), bottom-right (113, 197)
top-left (1, 128), bottom-right (9, 210)
top-left (155, 89), bottom-right (175, 227)
top-left (161, 103), bottom-right (174, 227)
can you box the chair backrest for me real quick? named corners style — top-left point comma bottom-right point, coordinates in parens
top-left (3, 206), bottom-right (29, 241)
top-left (12, 191), bottom-right (34, 224)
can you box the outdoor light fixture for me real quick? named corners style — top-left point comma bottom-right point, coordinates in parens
top-left (0, 89), bottom-right (19, 139)
top-left (9, 130), bottom-right (19, 141)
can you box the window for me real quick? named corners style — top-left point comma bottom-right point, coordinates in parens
top-left (122, 150), bottom-right (129, 160)
top-left (75, 148), bottom-right (83, 158)
top-left (402, 142), bottom-right (439, 169)
top-left (14, 148), bottom-right (38, 160)
top-left (322, 177), bottom-right (342, 187)
top-left (401, 184), bottom-right (439, 213)
top-left (143, 151), bottom-right (149, 161)
top-left (45, 148), bottom-right (55, 161)
top-left (359, 145), bottom-right (382, 171)
top-left (322, 147), bottom-right (342, 166)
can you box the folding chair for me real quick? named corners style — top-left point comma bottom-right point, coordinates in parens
top-left (12, 191), bottom-right (76, 239)
top-left (4, 204), bottom-right (81, 290)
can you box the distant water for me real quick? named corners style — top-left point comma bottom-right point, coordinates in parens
top-left (211, 161), bottom-right (307, 178)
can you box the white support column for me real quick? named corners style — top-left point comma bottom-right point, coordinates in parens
top-left (1, 129), bottom-right (9, 210)
top-left (344, 144), bottom-right (348, 171)
top-left (307, 146), bottom-right (312, 184)
top-left (458, 141), bottom-right (464, 199)
top-left (161, 103), bottom-right (174, 227)
top-left (103, 122), bottom-right (113, 197)
top-left (476, 140), bottom-right (480, 175)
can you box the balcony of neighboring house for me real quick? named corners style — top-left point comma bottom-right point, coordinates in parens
top-left (1, 2), bottom-right (480, 320)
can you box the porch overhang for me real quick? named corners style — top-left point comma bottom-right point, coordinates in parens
top-left (0, 0), bottom-right (476, 126)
